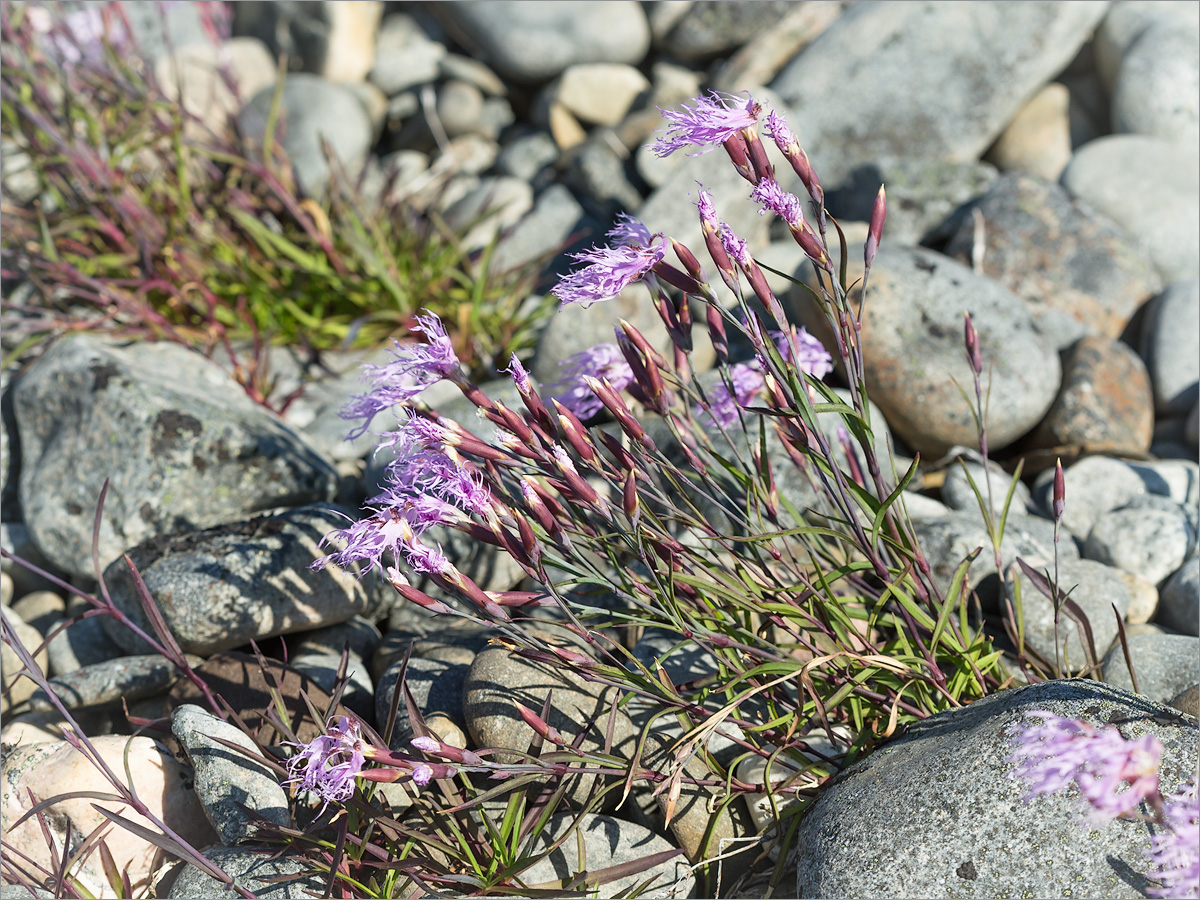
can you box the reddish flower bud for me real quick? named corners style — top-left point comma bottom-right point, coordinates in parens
top-left (865, 185), bottom-right (886, 268)
top-left (552, 400), bottom-right (599, 464)
top-left (623, 470), bottom-right (640, 523)
top-left (391, 580), bottom-right (456, 616)
top-left (1053, 458), bottom-right (1066, 524)
top-left (515, 702), bottom-right (568, 745)
top-left (672, 238), bottom-right (705, 281)
top-left (963, 313), bottom-right (982, 377)
top-left (706, 303), bottom-right (729, 365)
top-left (722, 132), bottom-right (755, 184)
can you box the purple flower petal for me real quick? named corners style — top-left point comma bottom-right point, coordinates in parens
top-left (650, 91), bottom-right (765, 158)
top-left (552, 239), bottom-right (665, 308)
top-left (547, 343), bottom-right (635, 420)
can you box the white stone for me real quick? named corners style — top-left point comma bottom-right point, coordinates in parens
top-left (552, 63), bottom-right (650, 127)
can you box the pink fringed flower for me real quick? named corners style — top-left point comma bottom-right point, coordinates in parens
top-left (650, 91), bottom-right (764, 158)
top-left (547, 343), bottom-right (636, 420)
top-left (343, 313), bottom-right (461, 439)
top-left (283, 716), bottom-right (367, 809)
top-left (1008, 711), bottom-right (1163, 824)
top-left (1146, 781), bottom-right (1199, 899)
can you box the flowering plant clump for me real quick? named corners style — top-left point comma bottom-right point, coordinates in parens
top-left (1010, 712), bottom-right (1199, 898)
top-left (273, 88), bottom-right (1031, 897)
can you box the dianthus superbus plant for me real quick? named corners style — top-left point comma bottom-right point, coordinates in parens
top-left (278, 90), bottom-right (1013, 897)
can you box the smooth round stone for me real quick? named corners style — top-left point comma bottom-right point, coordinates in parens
top-left (0, 571), bottom-right (11, 607)
top-left (564, 136), bottom-right (645, 219)
top-left (939, 459), bottom-right (1032, 518)
top-left (1006, 558), bottom-right (1131, 671)
top-left (238, 74), bottom-right (373, 198)
top-left (1114, 568), bottom-right (1161, 625)
top-left (1167, 683), bottom-right (1200, 719)
top-left (1094, 0), bottom-right (1200, 92)
top-left (768, 1), bottom-right (1107, 186)
top-left (30, 654), bottom-right (202, 713)
top-left (858, 246), bottom-right (1061, 456)
top-left (1157, 556), bottom-right (1199, 636)
top-left (0, 607), bottom-right (48, 714)
top-left (291, 616), bottom-right (381, 662)
top-left (154, 38), bottom-right (275, 142)
top-left (12, 335), bottom-right (338, 581)
top-left (1026, 335), bottom-right (1154, 456)
top-left (1031, 455), bottom-right (1148, 540)
top-left (167, 845), bottom-right (325, 899)
top-left (824, 157), bottom-right (999, 248)
top-left (442, 175), bottom-right (534, 253)
top-left (9, 590), bottom-right (65, 637)
top-left (435, 79), bottom-right (485, 137)
top-left (290, 652), bottom-right (375, 724)
top-left (369, 14), bottom-right (445, 94)
top-left (983, 83), bottom-right (1072, 181)
top-left (551, 63), bottom-right (649, 126)
top-left (1140, 278), bottom-right (1200, 415)
top-left (1061, 136), bottom-right (1200, 283)
top-left (434, 2), bottom-right (651, 84)
top-left (491, 183), bottom-right (588, 273)
top-left (422, 713), bottom-right (467, 750)
top-left (520, 813), bottom-right (694, 898)
top-left (375, 658), bottom-right (468, 751)
top-left (942, 174), bottom-right (1162, 341)
top-left (496, 130), bottom-right (560, 183)
top-left (1112, 20), bottom-right (1200, 145)
top-left (171, 705), bottom-right (291, 846)
top-left (657, 0), bottom-right (795, 61)
top-left (912, 509), bottom-right (1078, 606)
top-left (2, 736), bottom-right (215, 899)
top-left (45, 599), bottom-right (125, 677)
top-left (463, 645), bottom-right (638, 806)
top-left (794, 680), bottom-right (1198, 899)
top-left (371, 615), bottom-right (489, 681)
top-left (438, 53), bottom-right (507, 97)
top-left (100, 505), bottom-right (383, 657)
top-left (1101, 631), bottom-right (1200, 705)
top-left (1084, 505), bottom-right (1195, 585)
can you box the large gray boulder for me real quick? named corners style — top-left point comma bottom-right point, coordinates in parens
top-left (770, 1), bottom-right (1109, 186)
top-left (12, 336), bottom-right (337, 580)
top-left (795, 680), bottom-right (1198, 898)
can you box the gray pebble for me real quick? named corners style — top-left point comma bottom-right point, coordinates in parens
top-left (520, 813), bottom-right (693, 898)
top-left (168, 845), bottom-right (323, 898)
top-left (1101, 631), bottom-right (1200, 705)
top-left (171, 705), bottom-right (291, 846)
top-left (1157, 556), bottom-right (1199, 636)
top-left (940, 460), bottom-right (1031, 518)
top-left (31, 654), bottom-right (200, 712)
top-left (1140, 278), bottom-right (1200, 415)
top-left (375, 657), bottom-right (469, 751)
top-left (1112, 20), bottom-right (1200, 145)
top-left (1084, 505), bottom-right (1195, 585)
top-left (794, 680), bottom-right (1198, 898)
top-left (1006, 558), bottom-right (1130, 672)
top-left (1061, 136), bottom-right (1200, 283)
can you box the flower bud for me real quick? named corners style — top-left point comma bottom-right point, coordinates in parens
top-left (705, 303), bottom-right (729, 365)
top-left (722, 133), bottom-right (755, 184)
top-left (865, 185), bottom-right (886, 268)
top-left (515, 702), bottom-right (568, 745)
top-left (623, 470), bottom-right (640, 523)
top-left (963, 312), bottom-right (982, 377)
top-left (1053, 458), bottom-right (1066, 524)
top-left (672, 238), bottom-right (705, 281)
